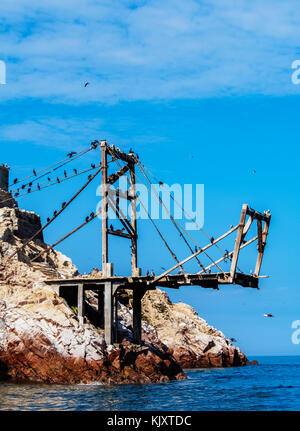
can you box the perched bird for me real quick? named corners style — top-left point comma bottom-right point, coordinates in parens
top-left (13, 178), bottom-right (18, 184)
top-left (14, 192), bottom-right (19, 197)
top-left (159, 181), bottom-right (164, 186)
top-left (90, 212), bottom-right (95, 218)
top-left (62, 202), bottom-right (66, 208)
top-left (73, 169), bottom-right (78, 175)
top-left (33, 169), bottom-right (37, 176)
top-left (85, 216), bottom-right (90, 223)
top-left (47, 217), bottom-right (51, 223)
top-left (88, 174), bottom-right (92, 180)
top-left (264, 314), bottom-right (275, 318)
top-left (91, 163), bottom-right (95, 169)
top-left (210, 237), bottom-right (214, 244)
top-left (21, 185), bottom-right (26, 190)
top-left (53, 210), bottom-right (58, 217)
top-left (27, 188), bottom-right (31, 193)
top-left (84, 82), bottom-right (89, 87)
top-left (37, 184), bottom-right (41, 190)
top-left (129, 148), bottom-right (133, 153)
top-left (110, 224), bottom-right (114, 231)
top-left (161, 267), bottom-right (166, 271)
top-left (67, 152), bottom-right (77, 158)
top-left (29, 182), bottom-right (33, 187)
top-left (230, 225), bottom-right (234, 229)
top-left (151, 270), bottom-right (155, 276)
top-left (91, 141), bottom-right (98, 149)
top-left (64, 170), bottom-right (67, 178)
top-left (195, 246), bottom-right (198, 253)
top-left (230, 338), bottom-right (237, 343)
top-left (57, 178), bottom-right (60, 183)
top-left (146, 270), bottom-right (150, 276)
top-left (48, 177), bottom-right (51, 181)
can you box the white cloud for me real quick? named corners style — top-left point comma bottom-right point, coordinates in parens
top-left (0, 0), bottom-right (299, 103)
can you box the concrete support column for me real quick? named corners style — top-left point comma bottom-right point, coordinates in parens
top-left (104, 282), bottom-right (113, 345)
top-left (132, 289), bottom-right (145, 345)
top-left (78, 283), bottom-right (85, 326)
top-left (98, 286), bottom-right (104, 328)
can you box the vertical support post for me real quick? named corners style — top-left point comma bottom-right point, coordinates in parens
top-left (104, 282), bottom-right (113, 345)
top-left (132, 289), bottom-right (145, 345)
top-left (254, 216), bottom-right (270, 276)
top-left (114, 293), bottom-right (118, 344)
top-left (78, 283), bottom-right (85, 326)
top-left (101, 141), bottom-right (108, 272)
top-left (129, 161), bottom-right (138, 276)
top-left (230, 204), bottom-right (248, 280)
top-left (98, 286), bottom-right (104, 328)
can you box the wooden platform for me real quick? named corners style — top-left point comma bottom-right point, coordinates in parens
top-left (45, 271), bottom-right (259, 291)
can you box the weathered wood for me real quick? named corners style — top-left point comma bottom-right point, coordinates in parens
top-left (230, 204), bottom-right (248, 280)
top-left (107, 229), bottom-right (132, 239)
top-left (129, 162), bottom-right (138, 276)
top-left (77, 283), bottom-right (85, 326)
top-left (104, 282), bottom-right (113, 345)
top-left (152, 224), bottom-right (239, 284)
top-left (101, 141), bottom-right (108, 269)
top-left (254, 216), bottom-right (270, 276)
top-left (132, 289), bottom-right (145, 344)
top-left (198, 235), bottom-right (258, 274)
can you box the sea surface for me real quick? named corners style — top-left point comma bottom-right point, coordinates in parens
top-left (0, 356), bottom-right (300, 411)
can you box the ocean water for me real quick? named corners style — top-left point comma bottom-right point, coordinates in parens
top-left (0, 356), bottom-right (300, 411)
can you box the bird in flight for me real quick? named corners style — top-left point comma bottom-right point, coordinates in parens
top-left (264, 313), bottom-right (275, 318)
top-left (230, 337), bottom-right (237, 342)
top-left (84, 82), bottom-right (89, 87)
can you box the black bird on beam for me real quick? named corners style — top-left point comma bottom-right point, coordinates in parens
top-left (67, 152), bottom-right (77, 158)
top-left (37, 184), bottom-right (41, 190)
top-left (85, 216), bottom-right (90, 223)
top-left (47, 217), bottom-right (51, 223)
top-left (91, 164), bottom-right (95, 169)
top-left (53, 210), bottom-right (58, 217)
top-left (13, 178), bottom-right (18, 184)
top-left (33, 169), bottom-right (37, 176)
top-left (27, 188), bottom-right (31, 193)
top-left (57, 178), bottom-right (60, 183)
top-left (210, 237), bottom-right (214, 244)
top-left (62, 202), bottom-right (66, 208)
top-left (64, 171), bottom-right (67, 178)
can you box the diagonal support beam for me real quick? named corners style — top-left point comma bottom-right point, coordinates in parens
top-left (151, 224), bottom-right (239, 284)
top-left (230, 204), bottom-right (248, 280)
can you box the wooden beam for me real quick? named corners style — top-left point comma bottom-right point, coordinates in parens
top-left (107, 229), bottom-right (132, 239)
top-left (198, 235), bottom-right (258, 274)
top-left (151, 224), bottom-right (239, 284)
top-left (230, 204), bottom-right (248, 280)
top-left (254, 216), bottom-right (271, 276)
top-left (77, 283), bottom-right (85, 326)
top-left (132, 289), bottom-right (145, 345)
top-left (101, 141), bottom-right (108, 270)
top-left (129, 162), bottom-right (138, 276)
top-left (104, 282), bottom-right (113, 345)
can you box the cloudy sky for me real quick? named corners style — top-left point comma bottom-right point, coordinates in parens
top-left (1, 1), bottom-right (300, 356)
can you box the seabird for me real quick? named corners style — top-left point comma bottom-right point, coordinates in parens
top-left (53, 210), bottom-right (58, 217)
top-left (84, 82), bottom-right (89, 87)
top-left (67, 152), bottom-right (77, 158)
top-left (37, 184), bottom-right (41, 190)
top-left (13, 178), bottom-right (18, 184)
top-left (230, 337), bottom-right (237, 342)
top-left (85, 216), bottom-right (90, 223)
top-left (210, 237), bottom-right (214, 244)
top-left (14, 192), bottom-right (19, 197)
top-left (110, 224), bottom-right (114, 231)
top-left (48, 177), bottom-right (51, 181)
top-left (90, 212), bottom-right (95, 218)
top-left (264, 314), bottom-right (275, 318)
top-left (73, 169), bottom-right (78, 175)
top-left (47, 217), bottom-right (51, 223)
top-left (57, 178), bottom-right (60, 183)
top-left (33, 169), bottom-right (37, 176)
top-left (21, 185), bottom-right (26, 190)
top-left (64, 170), bottom-right (67, 178)
top-left (91, 163), bottom-right (95, 169)
top-left (88, 174), bottom-right (92, 180)
top-left (62, 202), bottom-right (66, 208)
top-left (27, 188), bottom-right (31, 193)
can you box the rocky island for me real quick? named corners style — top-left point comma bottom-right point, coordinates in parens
top-left (0, 165), bottom-right (248, 385)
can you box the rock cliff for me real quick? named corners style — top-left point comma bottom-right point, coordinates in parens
top-left (0, 201), bottom-right (248, 384)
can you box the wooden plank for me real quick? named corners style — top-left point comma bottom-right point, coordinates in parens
top-left (254, 217), bottom-right (271, 276)
top-left (77, 283), bottom-right (85, 326)
top-left (151, 224), bottom-right (239, 284)
top-left (129, 162), bottom-right (138, 276)
top-left (107, 229), bottom-right (132, 239)
top-left (101, 141), bottom-right (108, 270)
top-left (230, 204), bottom-right (248, 279)
top-left (198, 235), bottom-right (258, 274)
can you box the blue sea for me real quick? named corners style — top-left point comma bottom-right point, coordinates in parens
top-left (0, 356), bottom-right (299, 411)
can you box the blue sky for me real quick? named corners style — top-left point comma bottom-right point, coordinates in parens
top-left (1, 0), bottom-right (300, 357)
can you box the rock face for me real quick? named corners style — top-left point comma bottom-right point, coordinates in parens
top-left (141, 290), bottom-right (248, 368)
top-left (0, 202), bottom-right (248, 385)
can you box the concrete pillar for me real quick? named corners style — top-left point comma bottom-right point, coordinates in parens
top-left (132, 289), bottom-right (144, 345)
top-left (104, 282), bottom-right (113, 345)
top-left (78, 283), bottom-right (85, 326)
top-left (98, 286), bottom-right (104, 328)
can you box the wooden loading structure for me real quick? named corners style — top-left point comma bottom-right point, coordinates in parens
top-left (1, 140), bottom-right (271, 346)
top-left (43, 141), bottom-right (271, 346)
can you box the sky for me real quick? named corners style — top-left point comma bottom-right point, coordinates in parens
top-left (1, 0), bottom-right (300, 357)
